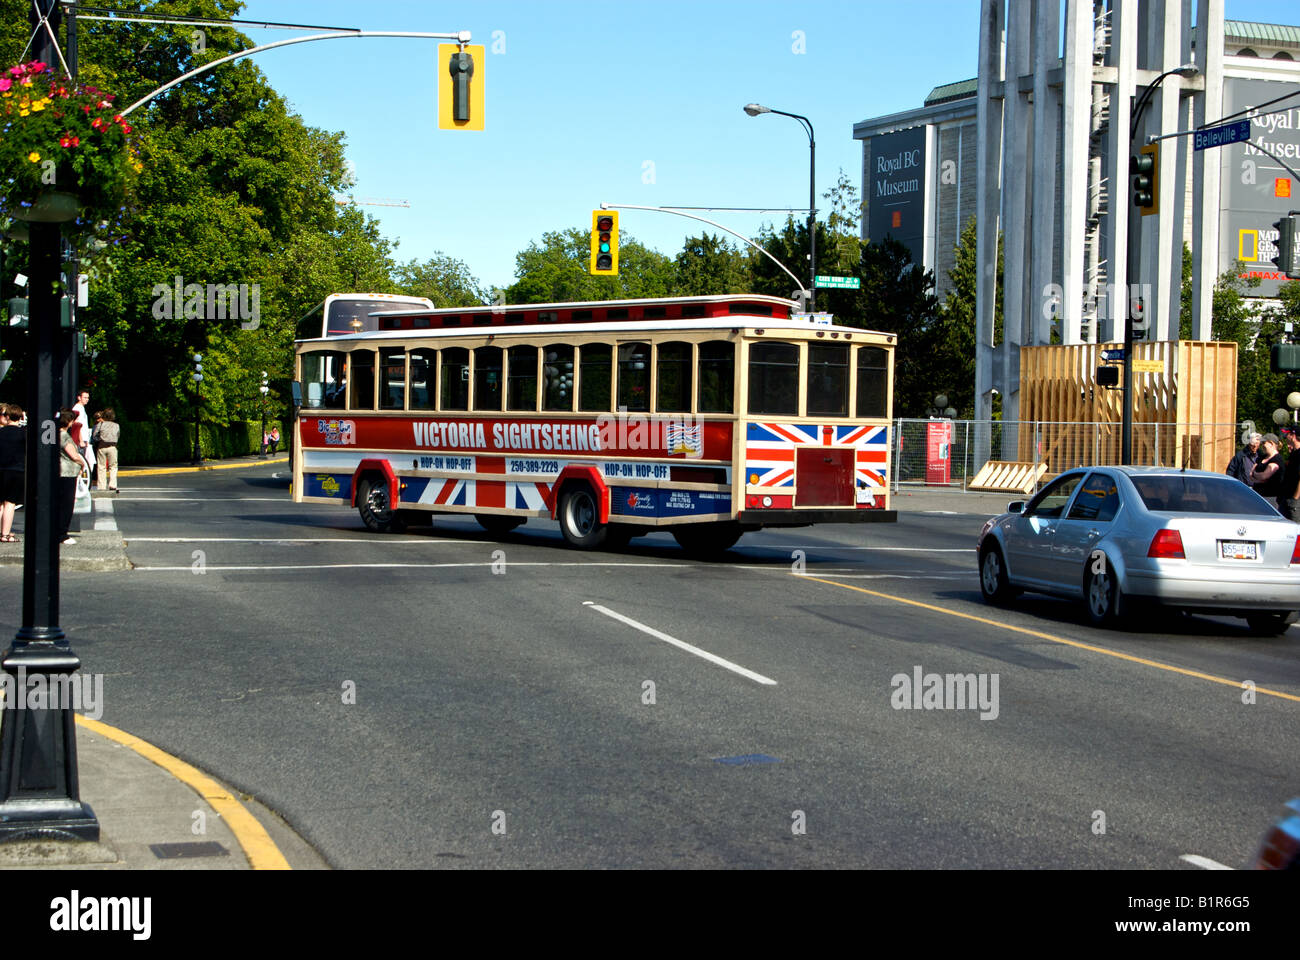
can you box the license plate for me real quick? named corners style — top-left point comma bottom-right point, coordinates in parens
top-left (1219, 540), bottom-right (1257, 560)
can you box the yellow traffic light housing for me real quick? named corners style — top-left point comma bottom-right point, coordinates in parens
top-left (438, 44), bottom-right (485, 131)
top-left (590, 210), bottom-right (619, 275)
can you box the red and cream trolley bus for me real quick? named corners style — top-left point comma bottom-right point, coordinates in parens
top-left (292, 294), bottom-right (896, 553)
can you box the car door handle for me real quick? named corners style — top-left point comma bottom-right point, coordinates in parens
top-left (1087, 529), bottom-right (1101, 538)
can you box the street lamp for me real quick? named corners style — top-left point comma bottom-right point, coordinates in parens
top-left (259, 370), bottom-right (269, 458)
top-left (1121, 63), bottom-right (1198, 465)
top-left (191, 353), bottom-right (203, 465)
top-left (744, 102), bottom-right (816, 311)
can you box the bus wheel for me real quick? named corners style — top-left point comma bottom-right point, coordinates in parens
top-left (672, 522), bottom-right (743, 557)
top-left (476, 514), bottom-right (525, 536)
top-left (558, 483), bottom-right (607, 549)
top-left (357, 475), bottom-right (404, 534)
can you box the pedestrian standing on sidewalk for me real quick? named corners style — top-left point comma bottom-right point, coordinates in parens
top-left (269, 425), bottom-right (280, 454)
top-left (93, 408), bottom-right (121, 492)
top-left (0, 403), bottom-right (25, 543)
top-left (58, 408), bottom-right (89, 545)
top-left (1278, 428), bottom-right (1300, 521)
top-left (72, 388), bottom-right (93, 485)
top-left (1252, 434), bottom-right (1284, 501)
top-left (1226, 432), bottom-right (1261, 485)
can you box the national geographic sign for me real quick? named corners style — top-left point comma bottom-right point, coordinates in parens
top-left (867, 127), bottom-right (927, 266)
top-left (1219, 76), bottom-right (1300, 297)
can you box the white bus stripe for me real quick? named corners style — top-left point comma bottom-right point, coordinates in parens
top-left (584, 601), bottom-right (777, 686)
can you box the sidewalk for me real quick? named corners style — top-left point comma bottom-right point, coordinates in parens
top-left (0, 455), bottom-right (288, 570)
top-left (0, 711), bottom-right (326, 870)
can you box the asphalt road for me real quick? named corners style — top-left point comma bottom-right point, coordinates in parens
top-left (1, 463), bottom-right (1296, 869)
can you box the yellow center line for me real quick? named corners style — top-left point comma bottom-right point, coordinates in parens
top-left (75, 715), bottom-right (291, 869)
top-left (798, 574), bottom-right (1300, 704)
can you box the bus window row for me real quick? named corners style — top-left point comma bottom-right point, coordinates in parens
top-left (299, 340), bottom-right (889, 418)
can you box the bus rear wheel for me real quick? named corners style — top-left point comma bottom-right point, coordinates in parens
top-left (357, 475), bottom-right (405, 534)
top-left (476, 514), bottom-right (525, 536)
top-left (672, 522), bottom-right (743, 557)
top-left (558, 483), bottom-right (606, 549)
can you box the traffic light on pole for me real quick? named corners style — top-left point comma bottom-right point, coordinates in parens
top-left (1130, 295), bottom-right (1148, 341)
top-left (590, 210), bottom-right (619, 276)
top-left (1271, 212), bottom-right (1300, 280)
top-left (1131, 143), bottom-right (1159, 216)
top-left (437, 44), bottom-right (485, 131)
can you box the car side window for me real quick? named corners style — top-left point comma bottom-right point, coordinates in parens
top-left (1067, 473), bottom-right (1121, 522)
top-left (1025, 474), bottom-right (1084, 519)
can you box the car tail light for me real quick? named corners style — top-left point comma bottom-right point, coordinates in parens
top-left (1292, 537), bottom-right (1300, 565)
top-left (1147, 529), bottom-right (1185, 559)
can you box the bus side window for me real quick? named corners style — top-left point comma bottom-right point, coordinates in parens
top-left (747, 342), bottom-right (798, 416)
top-left (441, 347), bottom-right (469, 411)
top-left (856, 346), bottom-right (888, 418)
top-left (807, 344), bottom-right (849, 417)
top-left (474, 346), bottom-right (503, 411)
top-left (698, 340), bottom-right (734, 414)
top-left (543, 345), bottom-right (574, 411)
top-left (617, 342), bottom-right (650, 412)
top-left (579, 343), bottom-right (612, 412)
top-left (349, 351), bottom-right (376, 411)
top-left (380, 348), bottom-right (406, 410)
top-left (656, 341), bottom-right (692, 413)
top-left (507, 345), bottom-right (538, 411)
top-left (301, 351), bottom-right (342, 409)
top-left (409, 350), bottom-right (437, 411)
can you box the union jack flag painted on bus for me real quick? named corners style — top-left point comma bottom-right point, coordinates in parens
top-left (744, 422), bottom-right (889, 489)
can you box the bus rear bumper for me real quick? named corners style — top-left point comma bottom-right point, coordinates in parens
top-left (738, 509), bottom-right (898, 527)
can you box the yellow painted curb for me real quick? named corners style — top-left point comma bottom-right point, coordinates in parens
top-left (75, 715), bottom-right (291, 870)
top-left (118, 457), bottom-right (288, 478)
top-left (798, 574), bottom-right (1300, 704)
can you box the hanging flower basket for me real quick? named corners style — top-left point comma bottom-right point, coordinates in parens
top-left (11, 189), bottom-right (78, 222)
top-left (0, 61), bottom-right (141, 229)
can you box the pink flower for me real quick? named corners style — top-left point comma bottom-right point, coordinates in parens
top-left (0, 78), bottom-right (9, 92)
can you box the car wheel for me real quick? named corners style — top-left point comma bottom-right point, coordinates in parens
top-left (558, 483), bottom-right (606, 549)
top-left (671, 522), bottom-right (744, 557)
top-left (978, 543), bottom-right (1017, 605)
top-left (475, 514), bottom-right (525, 536)
top-left (1245, 611), bottom-right (1294, 636)
top-left (1084, 563), bottom-right (1121, 627)
top-left (357, 476), bottom-right (404, 534)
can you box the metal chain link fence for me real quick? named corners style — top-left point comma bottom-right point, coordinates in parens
top-left (892, 419), bottom-right (1246, 493)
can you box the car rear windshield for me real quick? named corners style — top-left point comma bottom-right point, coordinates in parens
top-left (1129, 475), bottom-right (1278, 516)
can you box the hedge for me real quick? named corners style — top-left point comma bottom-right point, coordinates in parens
top-left (117, 420), bottom-right (284, 466)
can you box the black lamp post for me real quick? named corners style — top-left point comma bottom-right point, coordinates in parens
top-left (191, 353), bottom-right (203, 465)
top-left (744, 103), bottom-right (816, 311)
top-left (0, 0), bottom-right (99, 843)
top-left (1122, 63), bottom-right (1198, 464)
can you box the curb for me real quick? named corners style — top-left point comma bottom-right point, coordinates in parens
top-left (118, 456), bottom-right (288, 478)
top-left (75, 716), bottom-right (292, 870)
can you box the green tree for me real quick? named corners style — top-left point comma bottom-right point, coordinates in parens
top-left (673, 233), bottom-right (748, 296)
top-left (394, 253), bottom-right (489, 307)
top-left (1, 0), bottom-right (399, 423)
top-left (505, 227), bottom-right (674, 304)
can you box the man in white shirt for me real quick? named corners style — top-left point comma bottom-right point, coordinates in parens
top-left (72, 389), bottom-right (92, 484)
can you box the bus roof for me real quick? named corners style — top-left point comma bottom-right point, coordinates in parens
top-left (297, 313), bottom-right (894, 345)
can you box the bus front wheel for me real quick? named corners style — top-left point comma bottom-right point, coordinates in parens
top-left (558, 483), bottom-right (607, 549)
top-left (357, 475), bottom-right (405, 534)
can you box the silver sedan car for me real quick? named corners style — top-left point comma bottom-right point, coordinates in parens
top-left (976, 466), bottom-right (1300, 633)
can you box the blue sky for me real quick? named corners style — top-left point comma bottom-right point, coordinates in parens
top-left (228, 0), bottom-right (1299, 293)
